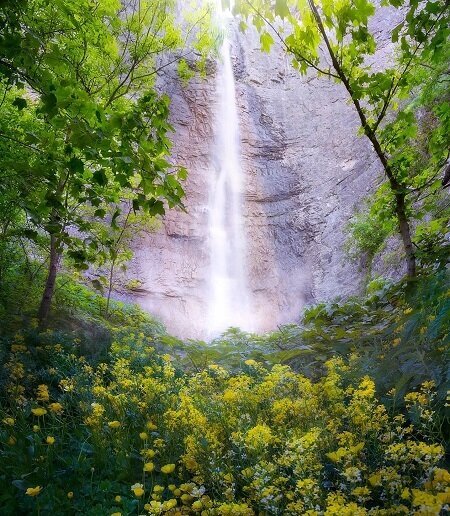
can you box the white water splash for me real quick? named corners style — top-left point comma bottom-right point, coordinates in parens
top-left (206, 2), bottom-right (252, 337)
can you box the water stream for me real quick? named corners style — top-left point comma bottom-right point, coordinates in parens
top-left (206, 4), bottom-right (252, 336)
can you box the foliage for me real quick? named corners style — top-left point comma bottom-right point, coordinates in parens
top-left (86, 199), bottom-right (160, 314)
top-left (0, 245), bottom-right (448, 515)
top-left (0, 262), bottom-right (166, 353)
top-left (149, 272), bottom-right (450, 416)
top-left (271, 272), bottom-right (450, 401)
top-left (0, 0), bottom-right (215, 322)
top-left (0, 327), bottom-right (449, 515)
top-left (345, 186), bottom-right (397, 263)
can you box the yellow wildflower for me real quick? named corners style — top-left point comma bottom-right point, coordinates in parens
top-left (223, 389), bottom-right (238, 402)
top-left (139, 432), bottom-right (148, 440)
top-left (2, 417), bottom-right (15, 426)
top-left (59, 379), bottom-right (75, 392)
top-left (161, 463), bottom-right (176, 474)
top-left (67, 492), bottom-right (73, 499)
top-left (433, 468), bottom-right (450, 484)
top-left (369, 472), bottom-right (381, 487)
top-left (26, 486), bottom-right (42, 497)
top-left (108, 421), bottom-right (121, 429)
top-left (437, 491), bottom-right (450, 504)
top-left (114, 495), bottom-right (122, 502)
top-left (31, 408), bottom-right (47, 417)
top-left (131, 483), bottom-right (144, 497)
top-left (163, 499), bottom-right (177, 510)
top-left (352, 486), bottom-right (371, 501)
top-left (36, 384), bottom-right (49, 402)
top-left (412, 489), bottom-right (444, 513)
top-left (46, 436), bottom-right (55, 445)
top-left (11, 344), bottom-right (27, 353)
top-left (143, 462), bottom-right (154, 472)
top-left (401, 488), bottom-right (410, 500)
top-left (141, 448), bottom-right (156, 459)
top-left (181, 493), bottom-right (193, 504)
top-left (245, 424), bottom-right (273, 448)
top-left (192, 500), bottom-right (203, 511)
top-left (48, 403), bottom-right (63, 413)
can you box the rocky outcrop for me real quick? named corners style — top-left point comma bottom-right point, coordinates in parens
top-left (121, 8), bottom-right (405, 338)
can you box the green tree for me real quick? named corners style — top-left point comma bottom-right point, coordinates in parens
top-left (87, 199), bottom-right (159, 316)
top-left (0, 0), bottom-right (214, 325)
top-left (234, 0), bottom-right (449, 277)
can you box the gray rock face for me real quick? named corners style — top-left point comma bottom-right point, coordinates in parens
top-left (123, 8), bottom-right (405, 339)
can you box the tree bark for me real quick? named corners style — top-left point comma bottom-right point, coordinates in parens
top-left (37, 234), bottom-right (61, 327)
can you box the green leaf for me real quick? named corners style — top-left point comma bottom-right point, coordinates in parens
top-left (93, 169), bottom-right (108, 186)
top-left (94, 208), bottom-right (106, 218)
top-left (68, 157), bottom-right (84, 174)
top-left (111, 209), bottom-right (121, 229)
top-left (239, 21), bottom-right (248, 33)
top-left (391, 22), bottom-right (403, 42)
top-left (260, 31), bottom-right (274, 53)
top-left (41, 92), bottom-right (57, 115)
top-left (275, 0), bottom-right (290, 18)
top-left (146, 198), bottom-right (165, 215)
top-left (12, 97), bottom-right (27, 110)
top-left (91, 279), bottom-right (104, 293)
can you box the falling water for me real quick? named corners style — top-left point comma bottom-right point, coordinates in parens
top-left (207, 3), bottom-right (252, 336)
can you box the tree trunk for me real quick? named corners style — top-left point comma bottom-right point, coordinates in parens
top-left (105, 260), bottom-right (116, 317)
top-left (394, 191), bottom-right (416, 277)
top-left (38, 234), bottom-right (60, 327)
top-left (365, 129), bottom-right (417, 278)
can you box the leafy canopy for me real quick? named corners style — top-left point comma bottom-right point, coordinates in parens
top-left (0, 0), bottom-right (214, 272)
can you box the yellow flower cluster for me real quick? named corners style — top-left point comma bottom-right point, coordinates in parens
top-left (84, 354), bottom-right (448, 515)
top-left (1, 333), bottom-right (448, 515)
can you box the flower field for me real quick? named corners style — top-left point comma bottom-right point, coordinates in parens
top-left (0, 328), bottom-right (449, 515)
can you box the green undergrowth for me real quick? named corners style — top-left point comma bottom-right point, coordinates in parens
top-left (0, 270), bottom-right (449, 514)
top-left (167, 272), bottom-right (449, 409)
top-left (2, 267), bottom-right (449, 409)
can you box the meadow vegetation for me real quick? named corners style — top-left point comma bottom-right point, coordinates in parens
top-left (0, 273), bottom-right (449, 515)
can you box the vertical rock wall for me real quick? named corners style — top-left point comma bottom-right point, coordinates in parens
top-left (124, 9), bottom-right (404, 338)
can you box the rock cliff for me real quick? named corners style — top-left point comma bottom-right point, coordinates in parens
top-left (122, 8), bottom-right (405, 338)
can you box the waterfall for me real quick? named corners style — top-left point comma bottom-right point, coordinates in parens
top-left (206, 3), bottom-right (252, 337)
